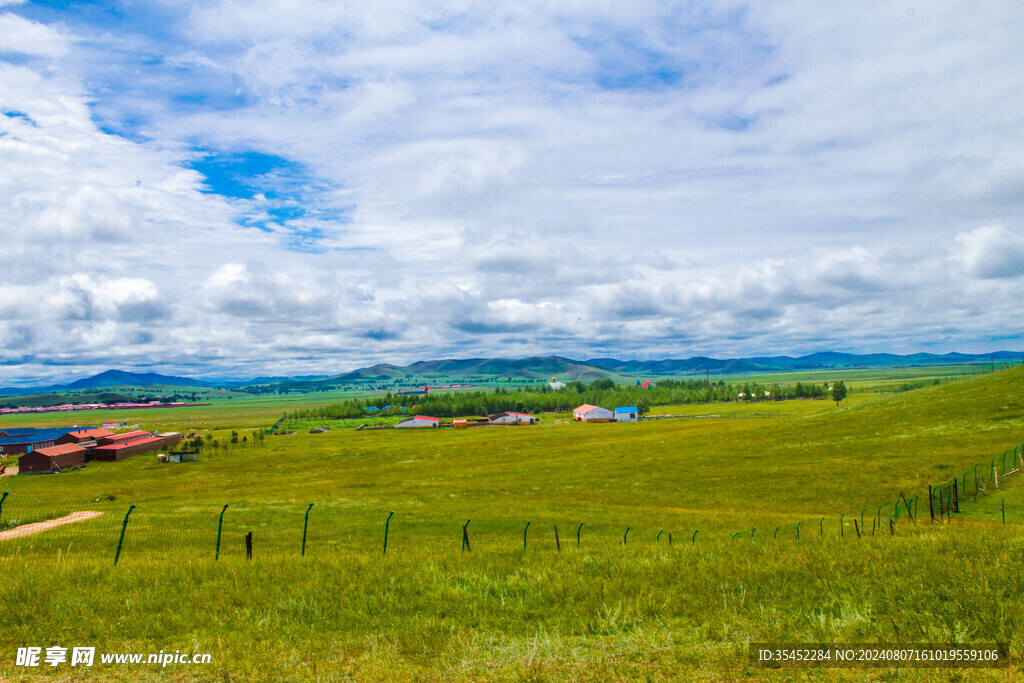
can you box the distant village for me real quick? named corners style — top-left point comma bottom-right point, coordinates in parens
top-left (0, 400), bottom-right (211, 415)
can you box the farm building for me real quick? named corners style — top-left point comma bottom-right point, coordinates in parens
top-left (615, 407), bottom-right (639, 422)
top-left (91, 436), bottom-right (167, 461)
top-left (56, 428), bottom-right (115, 446)
top-left (573, 405), bottom-right (614, 422)
top-left (395, 415), bottom-right (440, 429)
top-left (453, 419), bottom-right (468, 429)
top-left (97, 430), bottom-right (152, 446)
top-left (18, 443), bottom-right (86, 474)
top-left (0, 428), bottom-right (79, 456)
top-left (158, 432), bottom-right (184, 447)
top-left (489, 412), bottom-right (536, 425)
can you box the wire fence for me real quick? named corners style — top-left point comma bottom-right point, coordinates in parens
top-left (1, 439), bottom-right (1021, 564)
top-left (929, 441), bottom-right (1024, 521)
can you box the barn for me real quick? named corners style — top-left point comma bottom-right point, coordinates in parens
top-left (0, 428), bottom-right (76, 456)
top-left (97, 430), bottom-right (152, 446)
top-left (573, 404), bottom-right (614, 422)
top-left (91, 436), bottom-right (166, 461)
top-left (56, 428), bottom-right (114, 446)
top-left (615, 407), bottom-right (639, 422)
top-left (395, 415), bottom-right (440, 429)
top-left (489, 412), bottom-right (536, 425)
top-left (18, 443), bottom-right (86, 473)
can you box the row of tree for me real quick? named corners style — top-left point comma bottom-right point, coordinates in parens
top-left (285, 379), bottom-right (848, 422)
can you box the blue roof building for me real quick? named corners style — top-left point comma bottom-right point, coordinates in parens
top-left (614, 406), bottom-right (639, 422)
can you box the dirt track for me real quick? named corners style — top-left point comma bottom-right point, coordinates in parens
top-left (0, 511), bottom-right (103, 540)
top-left (0, 466), bottom-right (18, 477)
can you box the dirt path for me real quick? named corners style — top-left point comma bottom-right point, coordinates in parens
top-left (0, 511), bottom-right (103, 541)
top-left (0, 466), bottom-right (18, 477)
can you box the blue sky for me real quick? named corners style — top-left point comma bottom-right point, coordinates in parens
top-left (1, 1), bottom-right (1023, 383)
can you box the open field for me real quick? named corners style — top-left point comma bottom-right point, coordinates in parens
top-left (0, 367), bottom-right (1022, 680)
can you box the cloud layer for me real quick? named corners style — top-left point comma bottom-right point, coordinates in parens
top-left (1, 2), bottom-right (1023, 383)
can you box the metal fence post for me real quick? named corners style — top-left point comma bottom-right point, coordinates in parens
top-left (656, 529), bottom-right (664, 543)
top-left (0, 491), bottom-right (7, 525)
top-left (461, 519), bottom-right (471, 552)
top-left (576, 522), bottom-right (583, 547)
top-left (523, 521), bottom-right (530, 550)
top-left (301, 503), bottom-right (314, 556)
top-left (216, 503), bottom-right (229, 560)
top-left (840, 513), bottom-right (846, 538)
top-left (113, 504), bottom-right (136, 566)
top-left (623, 526), bottom-right (630, 545)
top-left (796, 521), bottom-right (802, 539)
top-left (692, 529), bottom-right (698, 544)
top-left (383, 511), bottom-right (394, 555)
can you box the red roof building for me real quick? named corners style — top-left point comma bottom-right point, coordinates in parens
top-left (91, 436), bottom-right (165, 461)
top-left (56, 428), bottom-right (115, 445)
top-left (18, 443), bottom-right (86, 473)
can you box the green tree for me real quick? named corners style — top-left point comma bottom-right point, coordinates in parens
top-left (831, 380), bottom-right (848, 406)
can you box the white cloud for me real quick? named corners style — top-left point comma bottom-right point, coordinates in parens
top-left (0, 1), bottom-right (1023, 383)
top-left (955, 225), bottom-right (1024, 280)
top-left (0, 12), bottom-right (68, 58)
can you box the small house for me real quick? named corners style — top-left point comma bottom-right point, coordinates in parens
top-left (489, 412), bottom-right (536, 425)
top-left (395, 415), bottom-right (440, 429)
top-left (615, 406), bottom-right (639, 422)
top-left (573, 404), bottom-right (614, 422)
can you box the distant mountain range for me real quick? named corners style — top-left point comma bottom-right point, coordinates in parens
top-left (0, 351), bottom-right (1019, 397)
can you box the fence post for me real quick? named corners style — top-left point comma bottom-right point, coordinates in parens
top-left (656, 529), bottom-right (664, 543)
top-left (929, 485), bottom-right (935, 522)
top-left (461, 519), bottom-right (472, 552)
top-left (0, 490), bottom-right (7, 525)
top-left (773, 526), bottom-right (780, 539)
top-left (840, 513), bottom-right (846, 538)
top-left (113, 504), bottom-right (136, 566)
top-left (692, 529), bottom-right (698, 544)
top-left (1002, 499), bottom-right (1005, 525)
top-left (953, 478), bottom-right (959, 513)
top-left (975, 464), bottom-right (979, 501)
top-left (900, 492), bottom-right (915, 525)
top-left (383, 511), bottom-right (394, 555)
top-left (854, 519), bottom-right (861, 538)
top-left (796, 521), bottom-right (802, 539)
top-left (623, 526), bottom-right (630, 545)
top-left (861, 509), bottom-right (866, 531)
top-left (301, 502), bottom-right (314, 557)
top-left (554, 524), bottom-right (560, 551)
top-left (246, 531), bottom-right (253, 559)
top-left (215, 503), bottom-right (229, 560)
top-left (523, 521), bottom-right (531, 550)
top-left (819, 517), bottom-right (824, 538)
top-left (576, 522), bottom-right (583, 547)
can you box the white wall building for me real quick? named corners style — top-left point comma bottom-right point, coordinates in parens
top-left (395, 415), bottom-right (440, 429)
top-left (573, 404), bottom-right (614, 422)
top-left (614, 407), bottom-right (639, 422)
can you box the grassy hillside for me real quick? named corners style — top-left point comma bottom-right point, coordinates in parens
top-left (0, 368), bottom-right (1021, 680)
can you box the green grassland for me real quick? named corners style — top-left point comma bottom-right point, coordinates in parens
top-left (0, 368), bottom-right (1022, 680)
